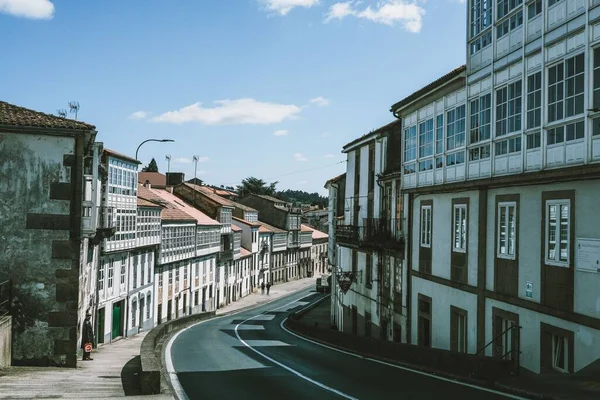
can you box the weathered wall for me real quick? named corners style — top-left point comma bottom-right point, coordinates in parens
top-left (0, 132), bottom-right (80, 366)
top-left (0, 316), bottom-right (11, 368)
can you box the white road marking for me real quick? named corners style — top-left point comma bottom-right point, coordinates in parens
top-left (242, 314), bottom-right (276, 321)
top-left (280, 297), bottom-right (529, 400)
top-left (165, 288), bottom-right (313, 400)
top-left (234, 305), bottom-right (359, 400)
top-left (224, 324), bottom-right (265, 330)
top-left (243, 340), bottom-right (293, 347)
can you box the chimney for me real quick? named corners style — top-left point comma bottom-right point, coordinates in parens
top-left (166, 172), bottom-right (185, 186)
top-left (144, 180), bottom-right (151, 189)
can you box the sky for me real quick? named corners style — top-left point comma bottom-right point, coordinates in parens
top-left (0, 0), bottom-right (467, 195)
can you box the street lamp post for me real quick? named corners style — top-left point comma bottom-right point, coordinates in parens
top-left (135, 139), bottom-right (174, 162)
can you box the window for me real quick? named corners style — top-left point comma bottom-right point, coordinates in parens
top-left (132, 256), bottom-right (138, 289)
top-left (470, 31), bottom-right (492, 55)
top-left (497, 11), bottom-right (523, 39)
top-left (548, 54), bottom-right (584, 123)
top-left (527, 0), bottom-right (541, 19)
top-left (419, 119), bottom-right (434, 158)
top-left (552, 334), bottom-right (568, 373)
top-left (548, 0), bottom-right (563, 7)
top-left (108, 261), bottom-right (114, 289)
top-left (453, 205), bottom-right (467, 252)
top-left (527, 72), bottom-right (542, 129)
top-left (547, 121), bottom-right (584, 145)
top-left (366, 253), bottom-right (372, 288)
top-left (419, 159), bottom-right (433, 172)
top-left (446, 151), bottom-right (465, 166)
top-left (451, 307), bottom-right (467, 353)
top-left (131, 300), bottom-right (137, 327)
top-left (469, 94), bottom-right (491, 143)
top-left (446, 105), bottom-right (466, 150)
top-left (594, 48), bottom-right (600, 109)
top-left (495, 136), bottom-right (521, 156)
top-left (496, 80), bottom-right (522, 136)
top-left (497, 202), bottom-right (517, 258)
top-left (497, 0), bottom-right (522, 19)
top-left (404, 125), bottom-right (417, 161)
top-left (98, 263), bottom-right (105, 292)
top-left (420, 206), bottom-right (432, 247)
top-left (594, 118), bottom-right (600, 136)
top-left (435, 114), bottom-right (444, 154)
top-left (470, 0), bottom-right (492, 38)
top-left (526, 132), bottom-right (540, 149)
top-left (469, 144), bottom-right (490, 161)
top-left (146, 295), bottom-right (151, 319)
top-left (546, 200), bottom-right (570, 265)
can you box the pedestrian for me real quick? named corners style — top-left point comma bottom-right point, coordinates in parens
top-left (261, 281), bottom-right (265, 294)
top-left (82, 312), bottom-right (94, 361)
top-left (266, 282), bottom-right (271, 295)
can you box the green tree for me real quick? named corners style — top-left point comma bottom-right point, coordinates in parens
top-left (236, 177), bottom-right (279, 198)
top-left (142, 158), bottom-right (159, 172)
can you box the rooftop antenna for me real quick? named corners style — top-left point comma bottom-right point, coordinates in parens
top-left (165, 155), bottom-right (171, 174)
top-left (193, 155), bottom-right (199, 207)
top-left (56, 109), bottom-right (68, 118)
top-left (68, 101), bottom-right (80, 120)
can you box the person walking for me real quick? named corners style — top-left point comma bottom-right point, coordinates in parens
top-left (261, 281), bottom-right (265, 295)
top-left (82, 312), bottom-right (94, 361)
top-left (266, 282), bottom-right (271, 295)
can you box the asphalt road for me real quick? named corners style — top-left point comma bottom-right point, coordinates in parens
top-left (168, 288), bottom-right (522, 400)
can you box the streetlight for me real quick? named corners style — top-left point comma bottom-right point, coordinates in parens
top-left (135, 139), bottom-right (174, 161)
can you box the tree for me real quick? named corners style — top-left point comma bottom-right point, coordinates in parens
top-left (236, 177), bottom-right (279, 198)
top-left (142, 158), bottom-right (159, 172)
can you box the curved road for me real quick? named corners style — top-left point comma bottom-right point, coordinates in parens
top-left (167, 288), bottom-right (525, 400)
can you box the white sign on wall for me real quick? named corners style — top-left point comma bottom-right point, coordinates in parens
top-left (576, 238), bottom-right (600, 273)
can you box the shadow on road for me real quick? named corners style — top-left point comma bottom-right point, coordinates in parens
top-left (121, 355), bottom-right (142, 396)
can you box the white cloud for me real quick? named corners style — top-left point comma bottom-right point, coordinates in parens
top-left (324, 0), bottom-right (425, 33)
top-left (259, 0), bottom-right (319, 16)
top-left (0, 0), bottom-right (54, 19)
top-left (309, 96), bottom-right (330, 107)
top-left (273, 129), bottom-right (289, 136)
top-left (173, 156), bottom-right (210, 164)
top-left (324, 154), bottom-right (336, 158)
top-left (129, 110), bottom-right (150, 120)
top-left (293, 152), bottom-right (308, 162)
top-left (151, 98), bottom-right (302, 125)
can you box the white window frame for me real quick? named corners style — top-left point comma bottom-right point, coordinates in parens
top-left (497, 201), bottom-right (517, 259)
top-left (453, 204), bottom-right (467, 253)
top-left (545, 199), bottom-right (570, 267)
top-left (552, 334), bottom-right (568, 373)
top-left (420, 205), bottom-right (432, 248)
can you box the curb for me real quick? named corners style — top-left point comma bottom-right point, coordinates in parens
top-left (284, 304), bottom-right (553, 400)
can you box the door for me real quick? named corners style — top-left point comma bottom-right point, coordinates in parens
top-left (167, 300), bottom-right (172, 321)
top-left (183, 293), bottom-right (187, 316)
top-left (351, 306), bottom-right (358, 335)
top-left (97, 308), bottom-right (105, 344)
top-left (202, 287), bottom-right (207, 312)
top-left (111, 302), bottom-right (122, 340)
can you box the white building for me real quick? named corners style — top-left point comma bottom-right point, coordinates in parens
top-left (333, 121), bottom-right (406, 341)
top-left (391, 0), bottom-right (600, 374)
top-left (325, 173), bottom-right (346, 329)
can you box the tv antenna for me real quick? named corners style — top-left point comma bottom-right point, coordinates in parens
top-left (68, 101), bottom-right (80, 120)
top-left (165, 155), bottom-right (171, 174)
top-left (56, 109), bottom-right (68, 118)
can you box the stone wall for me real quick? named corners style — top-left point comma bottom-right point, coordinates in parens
top-left (0, 316), bottom-right (11, 369)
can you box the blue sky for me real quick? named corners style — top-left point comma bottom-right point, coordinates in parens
top-left (0, 0), bottom-right (466, 195)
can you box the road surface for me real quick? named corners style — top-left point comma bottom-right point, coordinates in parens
top-left (167, 288), bottom-right (523, 399)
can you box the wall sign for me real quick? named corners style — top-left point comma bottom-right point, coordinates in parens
top-left (576, 238), bottom-right (600, 273)
top-left (525, 281), bottom-right (533, 299)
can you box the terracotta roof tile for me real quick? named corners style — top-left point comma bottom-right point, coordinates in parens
top-left (138, 172), bottom-right (167, 187)
top-left (232, 216), bottom-right (261, 227)
top-left (137, 197), bottom-right (161, 208)
top-left (259, 225), bottom-right (272, 233)
top-left (342, 120), bottom-right (401, 152)
top-left (0, 101), bottom-right (96, 131)
top-left (258, 220), bottom-right (285, 233)
top-left (184, 183), bottom-right (257, 212)
top-left (231, 224), bottom-right (242, 232)
top-left (325, 173), bottom-right (346, 188)
top-left (301, 224), bottom-right (328, 240)
top-left (138, 185), bottom-right (220, 225)
top-left (240, 247), bottom-right (252, 258)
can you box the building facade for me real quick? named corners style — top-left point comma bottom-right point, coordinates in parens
top-left (391, 0), bottom-right (600, 374)
top-left (333, 121), bottom-right (406, 342)
top-left (0, 101), bottom-right (99, 366)
top-left (325, 173), bottom-right (346, 329)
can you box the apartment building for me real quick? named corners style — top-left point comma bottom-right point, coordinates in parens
top-left (233, 216), bottom-right (267, 289)
top-left (391, 0), bottom-right (600, 374)
top-left (138, 185), bottom-right (221, 323)
top-left (333, 120), bottom-right (406, 341)
top-left (325, 173), bottom-right (346, 329)
top-left (302, 225), bottom-right (329, 276)
top-left (237, 194), bottom-right (306, 283)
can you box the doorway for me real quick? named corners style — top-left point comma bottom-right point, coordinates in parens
top-left (97, 307), bottom-right (105, 344)
top-left (417, 294), bottom-right (432, 347)
top-left (111, 301), bottom-right (123, 340)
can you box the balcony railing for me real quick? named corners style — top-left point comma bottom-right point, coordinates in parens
top-left (362, 218), bottom-right (404, 253)
top-left (218, 248), bottom-right (233, 263)
top-left (335, 223), bottom-right (361, 246)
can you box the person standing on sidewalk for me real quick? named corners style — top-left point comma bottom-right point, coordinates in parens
top-left (261, 281), bottom-right (265, 294)
top-left (266, 282), bottom-right (271, 295)
top-left (82, 312), bottom-right (94, 361)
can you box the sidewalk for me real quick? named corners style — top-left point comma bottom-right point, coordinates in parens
top-left (290, 298), bottom-right (600, 400)
top-left (0, 276), bottom-right (316, 399)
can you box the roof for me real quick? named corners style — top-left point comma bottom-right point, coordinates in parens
top-left (258, 220), bottom-right (285, 234)
top-left (231, 224), bottom-right (242, 232)
top-left (254, 194), bottom-right (288, 204)
top-left (325, 173), bottom-right (346, 188)
top-left (259, 225), bottom-right (272, 233)
top-left (137, 197), bottom-right (162, 208)
top-left (301, 224), bottom-right (329, 240)
top-left (139, 172), bottom-right (167, 187)
top-left (138, 185), bottom-right (220, 225)
top-left (390, 65), bottom-right (467, 113)
top-left (104, 148), bottom-right (141, 164)
top-left (183, 183), bottom-right (256, 212)
top-left (240, 247), bottom-right (252, 258)
top-left (342, 119), bottom-right (401, 152)
top-left (232, 216), bottom-right (262, 228)
top-left (0, 101), bottom-right (96, 131)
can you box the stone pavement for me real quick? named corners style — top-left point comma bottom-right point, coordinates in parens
top-left (0, 276), bottom-right (316, 399)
